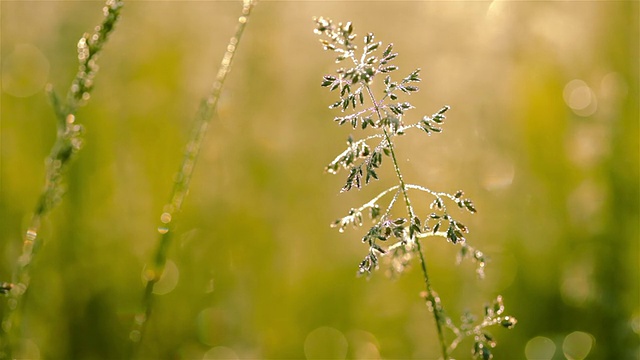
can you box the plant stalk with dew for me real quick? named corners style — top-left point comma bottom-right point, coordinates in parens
top-left (127, 1), bottom-right (256, 357)
top-left (314, 17), bottom-right (517, 360)
top-left (0, 1), bottom-right (124, 358)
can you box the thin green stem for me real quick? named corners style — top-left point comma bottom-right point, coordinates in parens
top-left (127, 1), bottom-right (256, 357)
top-left (1, 2), bottom-right (123, 358)
top-left (416, 240), bottom-right (449, 359)
top-left (363, 87), bottom-right (412, 215)
top-left (363, 84), bottom-right (449, 360)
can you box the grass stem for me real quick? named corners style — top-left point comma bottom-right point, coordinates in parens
top-left (0, 2), bottom-right (123, 357)
top-left (127, 1), bottom-right (256, 356)
top-left (363, 84), bottom-right (449, 360)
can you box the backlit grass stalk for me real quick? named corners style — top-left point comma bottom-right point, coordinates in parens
top-left (0, 1), bottom-right (123, 357)
top-left (127, 0), bottom-right (256, 355)
top-left (364, 78), bottom-right (450, 357)
top-left (314, 17), bottom-right (517, 360)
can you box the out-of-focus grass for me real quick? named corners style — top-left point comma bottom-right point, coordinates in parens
top-left (1, 1), bottom-right (637, 359)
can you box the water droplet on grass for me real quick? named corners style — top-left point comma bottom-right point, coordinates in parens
top-left (160, 212), bottom-right (172, 224)
top-left (25, 229), bottom-right (37, 241)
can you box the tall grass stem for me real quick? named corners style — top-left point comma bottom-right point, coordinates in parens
top-left (127, 1), bottom-right (256, 356)
top-left (0, 1), bottom-right (123, 357)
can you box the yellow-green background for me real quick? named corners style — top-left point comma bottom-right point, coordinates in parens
top-left (1, 1), bottom-right (638, 359)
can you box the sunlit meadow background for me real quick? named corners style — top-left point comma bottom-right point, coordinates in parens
top-left (1, 1), bottom-right (638, 359)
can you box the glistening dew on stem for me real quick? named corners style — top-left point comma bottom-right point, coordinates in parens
top-left (314, 17), bottom-right (517, 360)
top-left (0, 1), bottom-right (124, 358)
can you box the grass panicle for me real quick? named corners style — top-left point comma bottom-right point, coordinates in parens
top-left (0, 1), bottom-right (124, 357)
top-left (314, 17), bottom-right (517, 360)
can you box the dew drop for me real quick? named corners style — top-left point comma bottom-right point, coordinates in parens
top-left (142, 267), bottom-right (156, 282)
top-left (160, 212), bottom-right (172, 224)
top-left (25, 229), bottom-right (37, 241)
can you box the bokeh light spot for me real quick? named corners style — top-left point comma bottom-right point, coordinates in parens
top-left (14, 339), bottom-right (40, 360)
top-left (196, 307), bottom-right (229, 347)
top-left (347, 330), bottom-right (381, 360)
top-left (129, 330), bottom-right (141, 343)
top-left (525, 336), bottom-right (556, 360)
top-left (560, 262), bottom-right (594, 307)
top-left (562, 331), bottom-right (594, 360)
top-left (631, 314), bottom-right (640, 335)
top-left (563, 79), bottom-right (597, 117)
top-left (565, 123), bottom-right (610, 169)
top-left (203, 346), bottom-right (238, 360)
top-left (566, 179), bottom-right (606, 231)
top-left (481, 153), bottom-right (515, 191)
top-left (304, 326), bottom-right (348, 360)
top-left (2, 43), bottom-right (50, 97)
top-left (600, 72), bottom-right (627, 100)
top-left (142, 260), bottom-right (179, 295)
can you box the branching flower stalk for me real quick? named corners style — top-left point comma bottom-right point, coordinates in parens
top-left (314, 17), bottom-right (517, 360)
top-left (0, 1), bottom-right (123, 357)
top-left (127, 1), bottom-right (256, 356)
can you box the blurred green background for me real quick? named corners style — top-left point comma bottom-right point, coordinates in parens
top-left (1, 1), bottom-right (638, 359)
